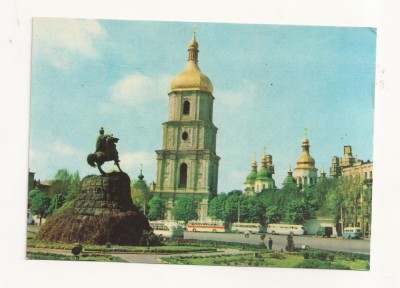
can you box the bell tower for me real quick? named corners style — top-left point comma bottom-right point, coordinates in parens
top-left (154, 33), bottom-right (220, 221)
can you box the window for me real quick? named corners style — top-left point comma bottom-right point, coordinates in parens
top-left (183, 100), bottom-right (190, 115)
top-left (182, 131), bottom-right (188, 141)
top-left (179, 163), bottom-right (188, 188)
top-left (364, 172), bottom-right (368, 179)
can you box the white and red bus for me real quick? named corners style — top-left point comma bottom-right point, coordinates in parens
top-left (187, 220), bottom-right (226, 233)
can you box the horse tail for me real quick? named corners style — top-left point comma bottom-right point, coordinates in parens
top-left (87, 154), bottom-right (97, 167)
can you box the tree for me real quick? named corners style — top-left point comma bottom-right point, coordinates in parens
top-left (286, 200), bottom-right (307, 224)
top-left (28, 187), bottom-right (42, 208)
top-left (49, 169), bottom-right (80, 201)
top-left (46, 194), bottom-right (65, 215)
top-left (284, 186), bottom-right (318, 224)
top-left (131, 177), bottom-right (152, 215)
top-left (325, 175), bottom-right (370, 233)
top-left (224, 193), bottom-right (240, 223)
top-left (265, 205), bottom-right (282, 224)
top-left (173, 197), bottom-right (198, 223)
top-left (147, 197), bottom-right (166, 220)
top-left (208, 193), bottom-right (228, 221)
top-left (30, 190), bottom-right (51, 225)
top-left (239, 196), bottom-right (265, 224)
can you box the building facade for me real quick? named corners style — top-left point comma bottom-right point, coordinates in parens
top-left (294, 136), bottom-right (318, 189)
top-left (330, 145), bottom-right (373, 185)
top-left (153, 34), bottom-right (220, 221)
top-left (244, 152), bottom-right (275, 194)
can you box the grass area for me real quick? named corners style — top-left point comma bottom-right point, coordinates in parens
top-left (27, 251), bottom-right (127, 262)
top-left (162, 251), bottom-right (303, 268)
top-left (26, 233), bottom-right (369, 270)
top-left (162, 250), bottom-right (369, 270)
top-left (27, 238), bottom-right (217, 254)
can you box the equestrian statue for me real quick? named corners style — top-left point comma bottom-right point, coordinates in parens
top-left (87, 127), bottom-right (123, 176)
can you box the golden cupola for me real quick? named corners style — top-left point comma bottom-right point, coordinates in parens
top-left (296, 137), bottom-right (316, 169)
top-left (170, 34), bottom-right (213, 93)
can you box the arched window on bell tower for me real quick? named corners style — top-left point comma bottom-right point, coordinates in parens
top-left (183, 100), bottom-right (190, 115)
top-left (179, 163), bottom-right (188, 188)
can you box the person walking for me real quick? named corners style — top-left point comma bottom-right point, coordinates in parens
top-left (268, 237), bottom-right (273, 250)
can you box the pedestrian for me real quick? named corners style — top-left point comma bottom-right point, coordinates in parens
top-left (268, 237), bottom-right (273, 250)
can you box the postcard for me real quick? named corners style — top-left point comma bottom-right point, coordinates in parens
top-left (27, 18), bottom-right (376, 272)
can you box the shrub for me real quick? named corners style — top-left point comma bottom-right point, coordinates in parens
top-left (297, 259), bottom-right (329, 269)
top-left (285, 233), bottom-right (295, 252)
top-left (258, 242), bottom-right (267, 249)
top-left (332, 262), bottom-right (350, 270)
top-left (302, 250), bottom-right (328, 261)
top-left (270, 252), bottom-right (286, 260)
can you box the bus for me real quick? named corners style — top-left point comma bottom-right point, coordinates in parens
top-left (149, 221), bottom-right (184, 238)
top-left (187, 220), bottom-right (226, 233)
top-left (231, 222), bottom-right (262, 234)
top-left (343, 227), bottom-right (363, 239)
top-left (266, 223), bottom-right (306, 236)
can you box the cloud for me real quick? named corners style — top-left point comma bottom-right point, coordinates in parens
top-left (120, 151), bottom-right (155, 171)
top-left (109, 74), bottom-right (171, 107)
top-left (33, 18), bottom-right (106, 69)
top-left (51, 141), bottom-right (82, 157)
top-left (214, 80), bottom-right (256, 109)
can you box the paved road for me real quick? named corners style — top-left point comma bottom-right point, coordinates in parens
top-left (184, 231), bottom-right (370, 254)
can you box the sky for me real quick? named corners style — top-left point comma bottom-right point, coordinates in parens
top-left (29, 18), bottom-right (376, 192)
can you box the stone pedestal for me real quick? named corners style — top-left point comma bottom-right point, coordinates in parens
top-left (37, 172), bottom-right (151, 245)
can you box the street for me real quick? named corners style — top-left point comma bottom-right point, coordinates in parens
top-left (184, 231), bottom-right (370, 254)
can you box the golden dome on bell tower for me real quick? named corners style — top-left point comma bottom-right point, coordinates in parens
top-left (296, 131), bottom-right (316, 169)
top-left (170, 33), bottom-right (213, 94)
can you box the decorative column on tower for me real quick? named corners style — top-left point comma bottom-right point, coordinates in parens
top-left (294, 129), bottom-right (318, 189)
top-left (154, 32), bottom-right (220, 221)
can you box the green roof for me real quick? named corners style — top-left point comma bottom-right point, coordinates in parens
top-left (256, 166), bottom-right (272, 180)
top-left (244, 170), bottom-right (258, 185)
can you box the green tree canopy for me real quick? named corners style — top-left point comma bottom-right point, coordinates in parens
top-left (172, 198), bottom-right (198, 223)
top-left (147, 196), bottom-right (166, 221)
top-left (208, 193), bottom-right (228, 221)
top-left (30, 190), bottom-right (51, 225)
top-left (49, 169), bottom-right (80, 201)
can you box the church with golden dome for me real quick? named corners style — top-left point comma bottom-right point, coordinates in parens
top-left (153, 33), bottom-right (220, 221)
top-left (243, 131), bottom-right (321, 192)
top-left (294, 132), bottom-right (319, 189)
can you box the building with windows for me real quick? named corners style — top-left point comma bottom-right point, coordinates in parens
top-left (153, 34), bottom-right (220, 221)
top-left (330, 145), bottom-right (373, 185)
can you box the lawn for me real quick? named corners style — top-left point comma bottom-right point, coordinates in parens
top-left (162, 250), bottom-right (370, 270)
top-left (27, 251), bottom-right (127, 262)
top-left (26, 232), bottom-right (369, 270)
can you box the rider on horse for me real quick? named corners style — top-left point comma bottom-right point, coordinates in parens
top-left (96, 127), bottom-right (109, 155)
top-left (87, 127), bottom-right (122, 175)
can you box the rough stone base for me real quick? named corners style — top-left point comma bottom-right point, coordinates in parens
top-left (37, 172), bottom-right (151, 245)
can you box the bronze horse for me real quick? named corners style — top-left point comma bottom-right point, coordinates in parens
top-left (87, 136), bottom-right (123, 176)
